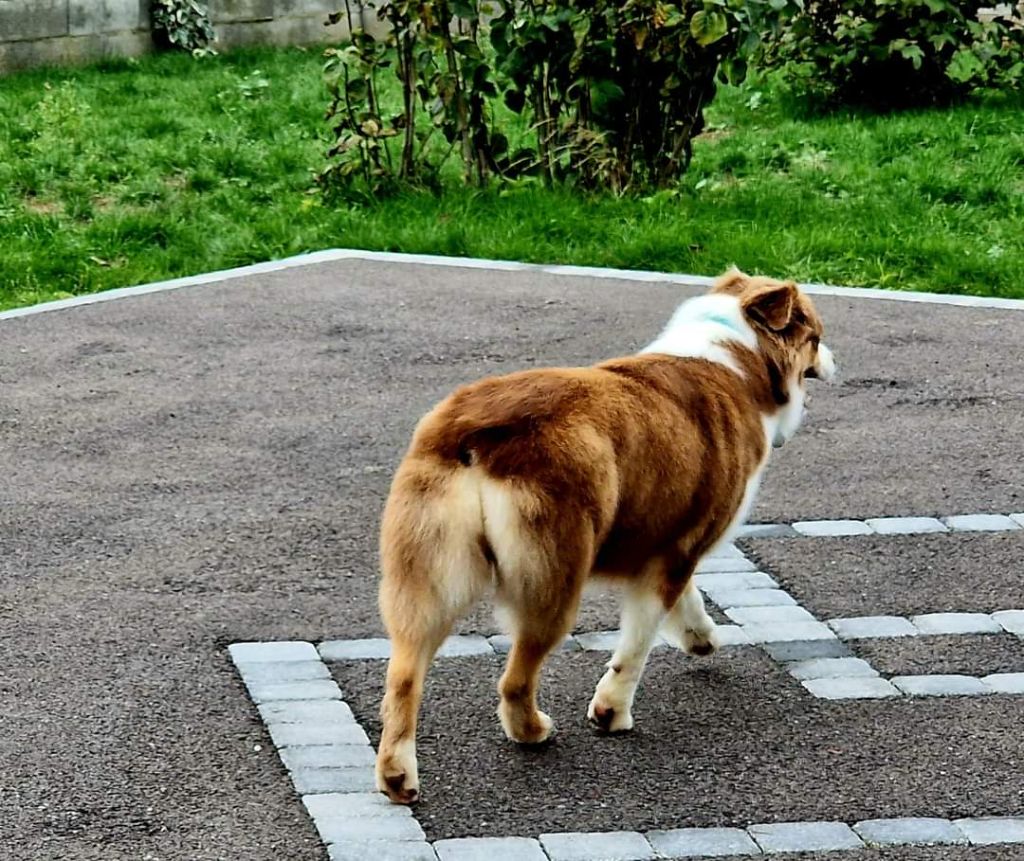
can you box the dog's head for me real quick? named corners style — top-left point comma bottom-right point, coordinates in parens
top-left (713, 268), bottom-right (836, 447)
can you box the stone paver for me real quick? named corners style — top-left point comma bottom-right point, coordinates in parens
top-left (725, 606), bottom-right (816, 626)
top-left (320, 638), bottom-right (392, 660)
top-left (316, 815), bottom-right (426, 845)
top-left (303, 792), bottom-right (412, 820)
top-left (258, 699), bottom-right (356, 725)
top-left (910, 612), bottom-right (1003, 635)
top-left (787, 657), bottom-right (878, 681)
top-left (761, 639), bottom-right (852, 662)
top-left (737, 523), bottom-right (797, 538)
top-left (891, 674), bottom-right (991, 697)
top-left (747, 821), bottom-right (864, 853)
top-left (802, 677), bottom-right (901, 700)
top-left (229, 641), bottom-right (320, 664)
top-left (488, 634), bottom-right (579, 655)
top-left (992, 610), bottom-right (1024, 636)
top-left (434, 836), bottom-right (548, 861)
top-left (245, 679), bottom-right (342, 704)
top-left (695, 572), bottom-right (778, 591)
top-left (707, 589), bottom-right (797, 609)
top-left (853, 817), bottom-right (967, 847)
top-left (864, 516), bottom-right (948, 535)
top-left (792, 519), bottom-right (873, 537)
top-left (708, 544), bottom-right (745, 560)
top-left (234, 660), bottom-right (331, 683)
top-left (827, 616), bottom-right (919, 640)
top-left (269, 721), bottom-right (370, 748)
top-left (291, 766), bottom-right (377, 794)
top-left (646, 826), bottom-right (761, 857)
top-left (981, 672), bottom-right (1024, 694)
top-left (696, 557), bottom-right (757, 574)
top-left (328, 842), bottom-right (438, 861)
top-left (280, 744), bottom-right (376, 770)
top-left (953, 817), bottom-right (1024, 845)
top-left (741, 621), bottom-right (836, 644)
top-left (715, 625), bottom-right (752, 647)
top-left (942, 514), bottom-right (1021, 532)
top-left (575, 631), bottom-right (621, 651)
top-left (436, 635), bottom-right (494, 657)
top-left (539, 830), bottom-right (656, 861)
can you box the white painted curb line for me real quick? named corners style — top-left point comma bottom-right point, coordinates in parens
top-left (4, 248), bottom-right (1024, 323)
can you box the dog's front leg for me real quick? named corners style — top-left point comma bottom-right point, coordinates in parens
top-left (587, 581), bottom-right (668, 733)
top-left (660, 576), bottom-right (720, 656)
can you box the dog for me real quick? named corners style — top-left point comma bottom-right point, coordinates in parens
top-left (374, 268), bottom-right (836, 803)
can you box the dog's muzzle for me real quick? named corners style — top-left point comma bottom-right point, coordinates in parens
top-left (815, 343), bottom-right (837, 383)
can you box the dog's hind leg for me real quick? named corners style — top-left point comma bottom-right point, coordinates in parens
top-left (490, 499), bottom-right (592, 746)
top-left (375, 624), bottom-right (446, 804)
top-left (496, 581), bottom-right (584, 745)
top-left (660, 575), bottom-right (720, 656)
top-left (375, 466), bottom-right (491, 804)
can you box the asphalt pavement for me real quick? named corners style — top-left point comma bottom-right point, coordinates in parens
top-left (2, 256), bottom-right (1023, 860)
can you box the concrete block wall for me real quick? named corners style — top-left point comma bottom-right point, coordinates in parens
top-left (0, 0), bottom-right (373, 73)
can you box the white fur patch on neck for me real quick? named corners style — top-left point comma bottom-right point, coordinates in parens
top-left (640, 294), bottom-right (758, 375)
top-left (765, 376), bottom-right (806, 449)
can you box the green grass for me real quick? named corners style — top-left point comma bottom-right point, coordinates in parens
top-left (1, 45), bottom-right (1023, 311)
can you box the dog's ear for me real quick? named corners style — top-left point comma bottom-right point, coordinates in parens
top-left (742, 280), bottom-right (797, 332)
top-left (712, 267), bottom-right (749, 295)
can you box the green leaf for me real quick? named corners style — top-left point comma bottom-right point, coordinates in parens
top-left (946, 48), bottom-right (984, 83)
top-left (690, 10), bottom-right (728, 47)
top-left (895, 42), bottom-right (925, 69)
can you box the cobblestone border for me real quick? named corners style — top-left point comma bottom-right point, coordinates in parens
top-left (738, 512), bottom-right (1024, 538)
top-left (7, 248), bottom-right (1024, 324)
top-left (229, 640), bottom-right (1024, 860)
top-left (317, 548), bottom-right (1024, 703)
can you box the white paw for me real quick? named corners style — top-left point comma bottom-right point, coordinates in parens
top-left (683, 622), bottom-right (720, 656)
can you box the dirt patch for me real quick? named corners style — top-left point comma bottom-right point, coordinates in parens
top-left (23, 196), bottom-right (63, 216)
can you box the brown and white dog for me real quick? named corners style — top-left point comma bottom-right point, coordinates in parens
top-left (374, 269), bottom-right (836, 803)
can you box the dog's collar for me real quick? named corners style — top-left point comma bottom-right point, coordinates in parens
top-left (698, 312), bottom-right (745, 336)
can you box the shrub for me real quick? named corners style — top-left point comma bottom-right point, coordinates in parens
top-left (320, 1), bottom-right (799, 195)
top-left (152, 0), bottom-right (217, 56)
top-left (760, 0), bottom-right (1024, 110)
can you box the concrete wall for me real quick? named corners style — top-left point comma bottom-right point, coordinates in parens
top-left (0, 1), bottom-right (374, 73)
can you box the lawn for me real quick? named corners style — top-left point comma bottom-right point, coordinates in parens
top-left (1, 44), bottom-right (1023, 311)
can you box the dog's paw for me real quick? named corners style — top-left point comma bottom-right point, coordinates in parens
top-left (376, 744), bottom-right (420, 805)
top-left (683, 624), bottom-right (720, 657)
top-left (587, 695), bottom-right (634, 733)
top-left (499, 702), bottom-right (555, 745)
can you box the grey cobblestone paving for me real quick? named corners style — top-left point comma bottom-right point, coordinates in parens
top-left (792, 520), bottom-right (875, 537)
top-left (747, 821), bottom-right (864, 853)
top-left (828, 617), bottom-right (920, 640)
top-left (646, 826), bottom-right (761, 857)
top-left (954, 818), bottom-right (1024, 845)
top-left (539, 830), bottom-right (657, 861)
top-left (911, 614), bottom-right (1003, 636)
top-left (943, 514), bottom-right (1021, 532)
top-left (801, 677), bottom-right (901, 700)
top-left (891, 675), bottom-right (993, 697)
top-left (787, 657), bottom-right (878, 681)
top-left (853, 817), bottom-right (968, 847)
top-left (434, 837), bottom-right (548, 861)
